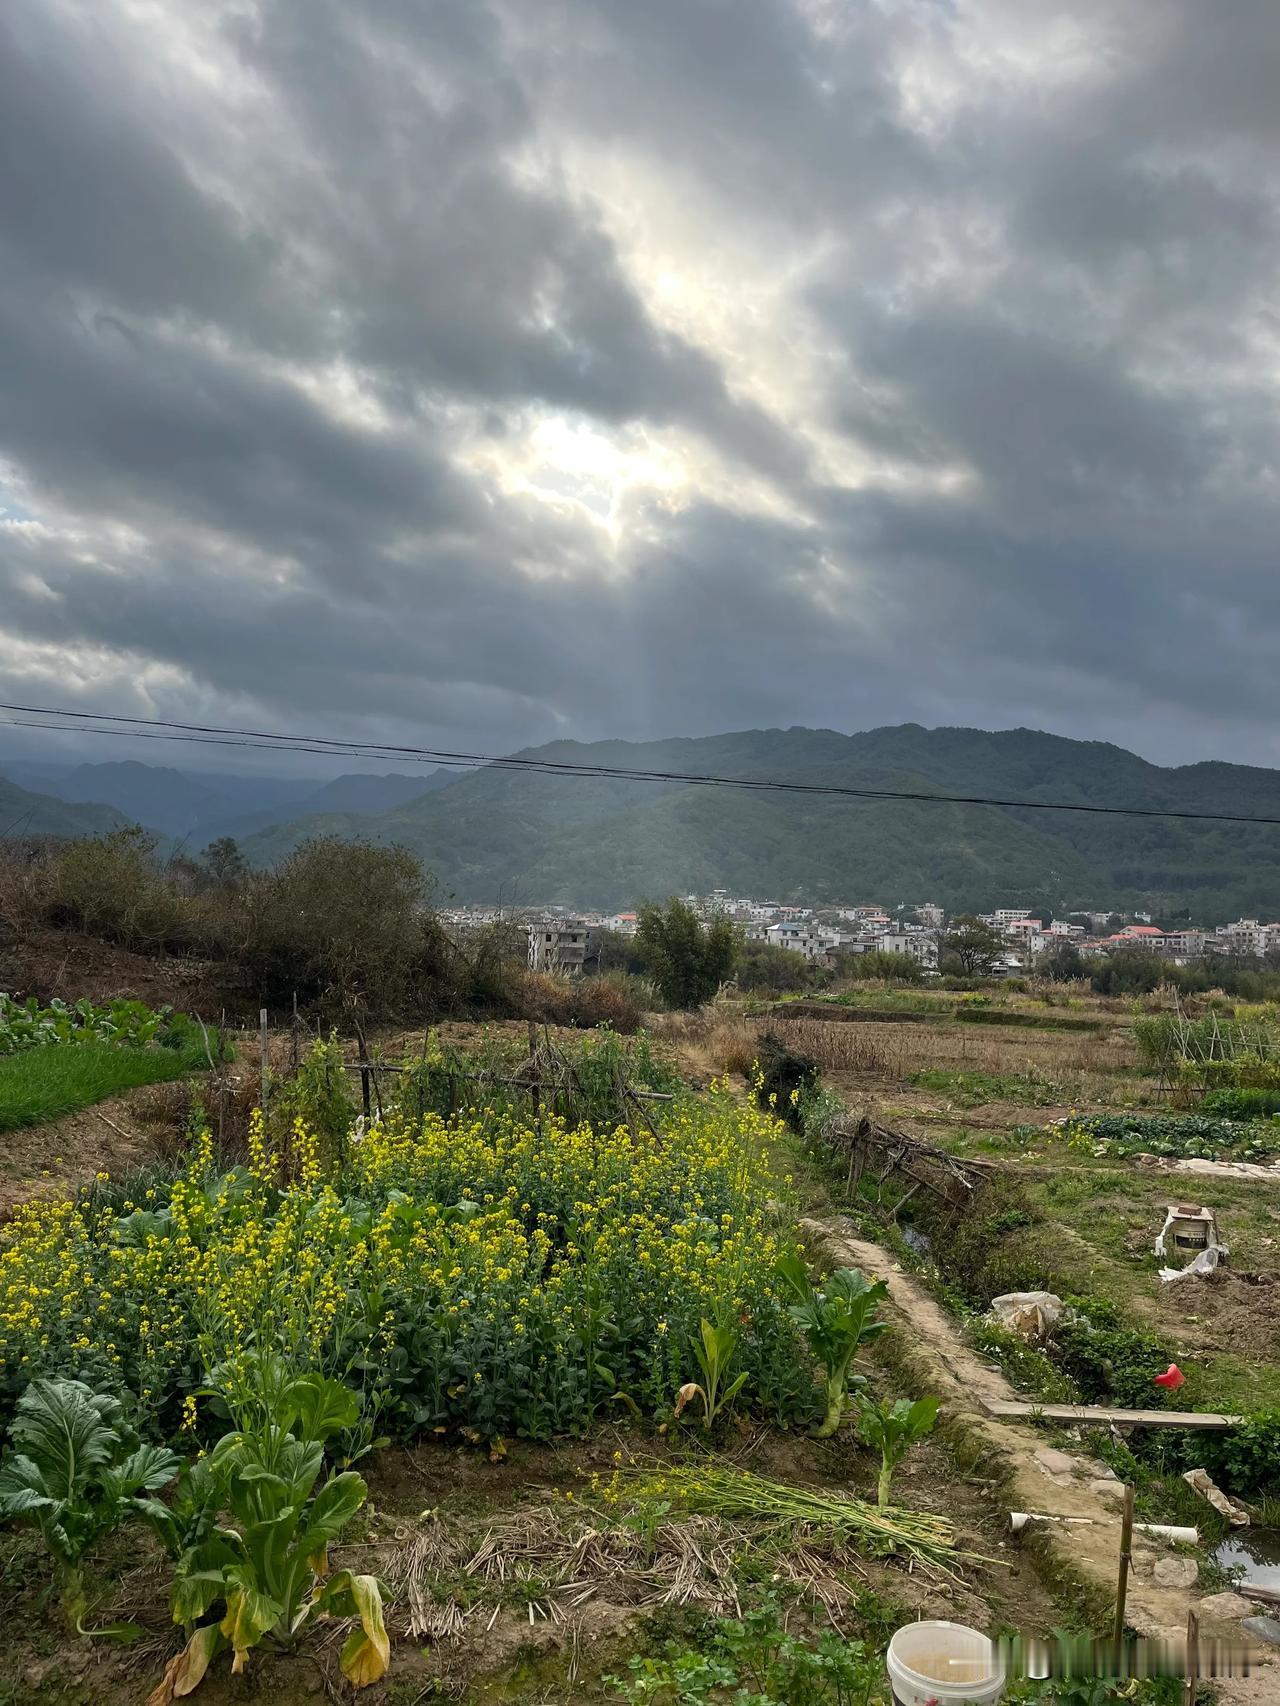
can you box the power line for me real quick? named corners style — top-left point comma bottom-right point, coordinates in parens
top-left (2, 699), bottom-right (1279, 827)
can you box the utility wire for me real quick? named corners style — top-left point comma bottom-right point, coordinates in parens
top-left (2, 699), bottom-right (1279, 827)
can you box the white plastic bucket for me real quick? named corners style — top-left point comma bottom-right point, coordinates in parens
top-left (886, 1621), bottom-right (1006, 1706)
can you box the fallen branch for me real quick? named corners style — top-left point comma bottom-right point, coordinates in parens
top-left (94, 1108), bottom-right (142, 1144)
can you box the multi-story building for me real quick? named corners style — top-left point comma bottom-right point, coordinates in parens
top-left (1210, 919), bottom-right (1280, 957)
top-left (765, 923), bottom-right (842, 963)
top-left (527, 921), bottom-right (589, 975)
top-left (879, 931), bottom-right (939, 969)
top-left (1160, 929), bottom-right (1208, 959)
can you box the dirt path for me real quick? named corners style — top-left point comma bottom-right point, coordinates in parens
top-left (0, 1088), bottom-right (176, 1216)
top-left (802, 1215), bottom-right (1280, 1702)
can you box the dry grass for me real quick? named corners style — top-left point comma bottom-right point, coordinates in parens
top-left (378, 1505), bottom-right (873, 1639)
top-left (657, 1007), bottom-right (1147, 1112)
top-left (766, 1019), bottom-right (910, 1079)
top-left (648, 1011), bottom-right (761, 1082)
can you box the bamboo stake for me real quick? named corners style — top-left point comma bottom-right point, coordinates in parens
top-left (259, 1007), bottom-right (269, 1123)
top-left (1113, 1484), bottom-right (1134, 1659)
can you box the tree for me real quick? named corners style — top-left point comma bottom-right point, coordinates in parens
top-left (633, 898), bottom-right (739, 1009)
top-left (240, 837), bottom-right (452, 1012)
top-left (586, 927), bottom-right (645, 977)
top-left (736, 941), bottom-right (829, 994)
top-left (1090, 951), bottom-right (1166, 996)
top-left (204, 836), bottom-right (247, 887)
top-left (1039, 942), bottom-right (1087, 982)
top-left (850, 949), bottom-right (924, 983)
top-left (939, 915), bottom-right (1005, 976)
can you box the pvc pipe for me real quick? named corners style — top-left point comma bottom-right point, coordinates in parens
top-left (1010, 1512), bottom-right (1197, 1543)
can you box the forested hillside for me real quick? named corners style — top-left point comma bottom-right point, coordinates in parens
top-left (238, 725), bottom-right (1280, 918)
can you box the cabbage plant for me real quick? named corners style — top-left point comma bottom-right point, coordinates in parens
top-left (855, 1393), bottom-right (940, 1507)
top-left (147, 1355), bottom-right (388, 1702)
top-left (0, 1378), bottom-right (178, 1632)
top-left (776, 1256), bottom-right (889, 1437)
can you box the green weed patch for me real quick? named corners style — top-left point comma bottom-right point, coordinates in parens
top-left (910, 1068), bottom-right (1058, 1107)
top-left (0, 1043), bottom-right (200, 1131)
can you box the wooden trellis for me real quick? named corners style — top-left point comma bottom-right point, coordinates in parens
top-left (820, 1113), bottom-right (996, 1216)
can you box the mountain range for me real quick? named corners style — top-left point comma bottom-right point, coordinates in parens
top-left (5, 725), bottom-right (1280, 920)
top-left (0, 758), bottom-right (457, 848)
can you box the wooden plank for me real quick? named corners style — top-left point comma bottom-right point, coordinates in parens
top-left (981, 1398), bottom-right (1241, 1429)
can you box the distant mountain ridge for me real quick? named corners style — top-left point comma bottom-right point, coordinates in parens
top-left (0, 757), bottom-right (459, 848)
top-left (6, 725), bottom-right (1280, 919)
top-left (0, 773), bottom-right (129, 842)
top-left (233, 724), bottom-right (1280, 920)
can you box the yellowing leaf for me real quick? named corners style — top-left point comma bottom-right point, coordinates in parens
top-left (146, 1623), bottom-right (223, 1705)
top-left (673, 1382), bottom-right (705, 1419)
top-left (337, 1574), bottom-right (390, 1689)
top-left (219, 1584), bottom-right (281, 1674)
top-left (341, 1626), bottom-right (390, 1688)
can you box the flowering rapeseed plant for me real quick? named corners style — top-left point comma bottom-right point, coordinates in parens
top-left (0, 1083), bottom-right (815, 1440)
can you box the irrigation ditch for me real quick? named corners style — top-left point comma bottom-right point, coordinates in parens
top-left (793, 1081), bottom-right (1280, 1698)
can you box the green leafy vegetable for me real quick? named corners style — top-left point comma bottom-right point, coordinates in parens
top-left (776, 1256), bottom-right (888, 1438)
top-left (152, 1354), bottom-right (387, 1700)
top-left (674, 1318), bottom-right (747, 1428)
top-left (0, 1378), bottom-right (178, 1631)
top-left (855, 1393), bottom-right (940, 1508)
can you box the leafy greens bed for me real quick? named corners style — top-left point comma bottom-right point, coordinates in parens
top-left (1061, 1110), bottom-right (1280, 1161)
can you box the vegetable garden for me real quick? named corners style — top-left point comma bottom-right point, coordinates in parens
top-left (2, 987), bottom-right (1273, 1703)
top-left (0, 994), bottom-right (223, 1132)
top-left (0, 1028), bottom-right (997, 1704)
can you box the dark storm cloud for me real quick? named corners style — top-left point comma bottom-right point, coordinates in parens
top-left (1, 0), bottom-right (1279, 768)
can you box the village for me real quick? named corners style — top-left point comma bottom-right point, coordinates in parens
top-left (436, 895), bottom-right (1280, 978)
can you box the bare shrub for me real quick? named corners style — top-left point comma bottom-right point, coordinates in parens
top-left (0, 841), bottom-right (58, 939)
top-left (238, 837), bottom-right (460, 1015)
top-left (518, 969), bottom-right (648, 1032)
top-left (49, 828), bottom-right (193, 951)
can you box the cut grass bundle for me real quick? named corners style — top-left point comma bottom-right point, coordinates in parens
top-left (0, 1043), bottom-right (197, 1132)
top-left (596, 1462), bottom-right (990, 1581)
top-left (377, 1503), bottom-right (881, 1636)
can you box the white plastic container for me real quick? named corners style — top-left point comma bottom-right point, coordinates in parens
top-left (886, 1621), bottom-right (1006, 1706)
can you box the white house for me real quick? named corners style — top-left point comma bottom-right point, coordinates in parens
top-left (765, 923), bottom-right (842, 963)
top-left (1210, 919), bottom-right (1280, 957)
top-left (878, 931), bottom-right (939, 969)
top-left (1160, 929), bottom-right (1209, 959)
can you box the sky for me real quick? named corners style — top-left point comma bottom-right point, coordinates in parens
top-left (2, 0), bottom-right (1279, 773)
